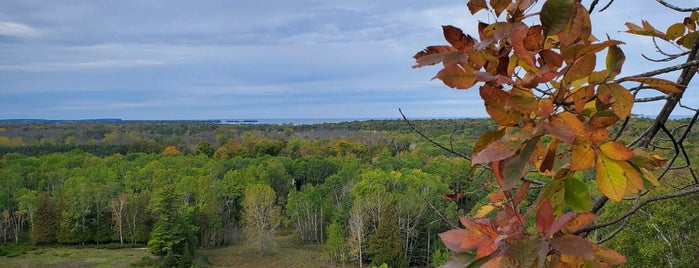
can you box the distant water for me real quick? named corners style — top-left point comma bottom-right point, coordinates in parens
top-left (219, 118), bottom-right (397, 125)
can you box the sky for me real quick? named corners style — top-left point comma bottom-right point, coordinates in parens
top-left (0, 0), bottom-right (695, 120)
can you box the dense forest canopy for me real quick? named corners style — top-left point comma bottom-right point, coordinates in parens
top-left (0, 117), bottom-right (697, 267)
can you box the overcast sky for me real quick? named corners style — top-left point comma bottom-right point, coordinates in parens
top-left (0, 1), bottom-right (695, 120)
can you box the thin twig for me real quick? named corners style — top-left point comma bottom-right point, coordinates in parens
top-left (574, 186), bottom-right (699, 235)
top-left (399, 108), bottom-right (470, 160)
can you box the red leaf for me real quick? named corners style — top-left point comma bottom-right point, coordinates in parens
top-left (548, 212), bottom-right (575, 235)
top-left (443, 25), bottom-right (477, 51)
top-left (467, 0), bottom-right (488, 15)
top-left (550, 234), bottom-right (594, 258)
top-left (433, 64), bottom-right (476, 89)
top-left (536, 199), bottom-right (554, 234)
top-left (472, 139), bottom-right (519, 166)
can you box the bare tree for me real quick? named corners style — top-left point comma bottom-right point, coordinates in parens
top-left (242, 183), bottom-right (281, 256)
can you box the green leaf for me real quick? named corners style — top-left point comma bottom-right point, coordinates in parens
top-left (540, 0), bottom-right (574, 36)
top-left (564, 177), bottom-right (592, 212)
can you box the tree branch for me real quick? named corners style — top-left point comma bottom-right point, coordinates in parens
top-left (614, 59), bottom-right (699, 82)
top-left (654, 0), bottom-right (699, 11)
top-left (574, 186), bottom-right (699, 235)
top-left (635, 96), bottom-right (667, 102)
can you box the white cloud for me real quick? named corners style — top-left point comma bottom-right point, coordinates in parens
top-left (0, 59), bottom-right (164, 72)
top-left (0, 21), bottom-right (40, 37)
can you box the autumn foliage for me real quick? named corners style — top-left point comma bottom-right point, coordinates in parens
top-left (413, 0), bottom-right (693, 267)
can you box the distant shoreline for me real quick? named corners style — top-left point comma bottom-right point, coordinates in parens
top-left (0, 114), bottom-right (693, 125)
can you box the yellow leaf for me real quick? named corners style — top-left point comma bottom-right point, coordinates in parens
top-left (623, 77), bottom-right (684, 94)
top-left (595, 155), bottom-right (628, 202)
top-left (571, 138), bottom-right (595, 171)
top-left (597, 83), bottom-right (633, 119)
top-left (475, 204), bottom-right (496, 218)
top-left (665, 23), bottom-right (686, 40)
top-left (621, 161), bottom-right (644, 195)
top-left (599, 141), bottom-right (633, 161)
top-left (678, 31), bottom-right (698, 49)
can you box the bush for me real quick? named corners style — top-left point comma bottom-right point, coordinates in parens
top-left (0, 244), bottom-right (37, 257)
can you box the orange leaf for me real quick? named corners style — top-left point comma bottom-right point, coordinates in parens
top-left (589, 128), bottom-right (610, 144)
top-left (512, 26), bottom-right (537, 69)
top-left (593, 244), bottom-right (627, 265)
top-left (476, 238), bottom-right (499, 259)
top-left (597, 83), bottom-right (633, 119)
top-left (548, 111), bottom-right (587, 143)
top-left (599, 141), bottom-right (633, 161)
top-left (557, 2), bottom-right (589, 47)
top-left (524, 25), bottom-right (544, 51)
top-left (562, 53), bottom-right (596, 87)
top-left (561, 40), bottom-right (624, 64)
top-left (589, 110), bottom-right (619, 129)
top-left (490, 0), bottom-right (511, 17)
top-left (571, 138), bottom-right (595, 171)
top-left (563, 212), bottom-right (597, 234)
top-left (472, 139), bottom-right (519, 166)
top-left (625, 21), bottom-right (665, 39)
top-left (569, 85), bottom-right (594, 114)
top-left (467, 0), bottom-right (488, 14)
top-left (623, 77), bottom-right (685, 94)
top-left (433, 64), bottom-right (476, 89)
top-left (480, 85), bottom-right (521, 126)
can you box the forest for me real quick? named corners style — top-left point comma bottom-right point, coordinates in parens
top-left (0, 118), bottom-right (696, 267)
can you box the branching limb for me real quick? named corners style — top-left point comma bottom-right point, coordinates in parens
top-left (574, 186), bottom-right (699, 235)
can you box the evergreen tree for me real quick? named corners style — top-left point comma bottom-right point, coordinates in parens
top-left (368, 205), bottom-right (406, 267)
top-left (30, 193), bottom-right (58, 244)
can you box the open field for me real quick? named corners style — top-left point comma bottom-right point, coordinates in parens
top-left (201, 230), bottom-right (356, 268)
top-left (0, 247), bottom-right (155, 268)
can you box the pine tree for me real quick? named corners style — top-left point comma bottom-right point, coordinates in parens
top-left (368, 205), bottom-right (406, 267)
top-left (30, 193), bottom-right (58, 244)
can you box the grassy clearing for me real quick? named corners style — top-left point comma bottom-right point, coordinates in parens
top-left (201, 230), bottom-right (356, 268)
top-left (0, 246), bottom-right (155, 268)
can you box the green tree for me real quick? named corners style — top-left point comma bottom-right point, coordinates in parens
top-left (368, 205), bottom-right (406, 267)
top-left (195, 141), bottom-right (215, 157)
